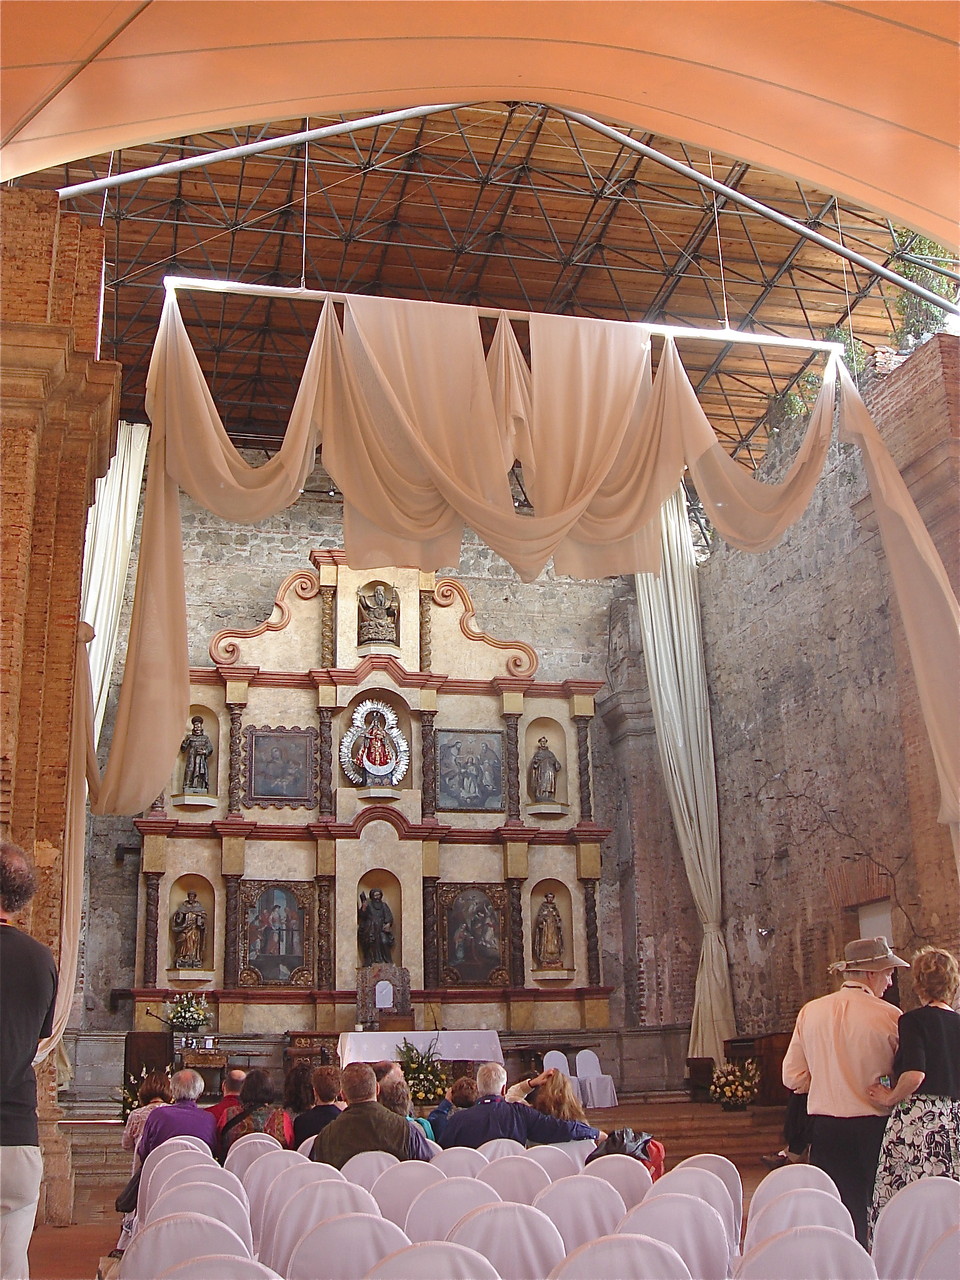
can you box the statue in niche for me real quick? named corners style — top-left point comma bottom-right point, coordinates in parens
top-left (528, 736), bottom-right (561, 802)
top-left (358, 889), bottom-right (395, 966)
top-left (340, 701), bottom-right (410, 788)
top-left (533, 892), bottom-right (565, 968)
top-left (180, 716), bottom-right (214, 793)
top-left (358, 583), bottom-right (400, 646)
top-left (171, 890), bottom-right (207, 968)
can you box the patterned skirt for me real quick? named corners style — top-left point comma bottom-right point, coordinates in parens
top-left (869, 1094), bottom-right (960, 1239)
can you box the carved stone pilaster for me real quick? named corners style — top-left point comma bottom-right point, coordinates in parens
top-left (422, 876), bottom-right (440, 987)
top-left (420, 710), bottom-right (437, 820)
top-left (318, 707), bottom-right (334, 817)
top-left (320, 586), bottom-right (336, 667)
top-left (150, 793), bottom-right (166, 814)
top-left (507, 878), bottom-right (525, 987)
top-left (226, 703), bottom-right (243, 814)
top-left (143, 871), bottom-right (162, 987)
top-left (503, 713), bottom-right (521, 823)
top-left (573, 715), bottom-right (594, 821)
top-left (419, 590), bottom-right (433, 670)
top-left (582, 878), bottom-right (601, 986)
top-left (316, 875), bottom-right (335, 989)
top-left (223, 874), bottom-right (241, 987)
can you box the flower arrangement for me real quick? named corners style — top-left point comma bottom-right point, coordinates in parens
top-left (118, 1064), bottom-right (172, 1121)
top-left (166, 991), bottom-right (211, 1030)
top-left (397, 1037), bottom-right (448, 1105)
top-left (709, 1058), bottom-right (760, 1108)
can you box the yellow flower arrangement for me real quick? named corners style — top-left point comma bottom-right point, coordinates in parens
top-left (709, 1058), bottom-right (760, 1107)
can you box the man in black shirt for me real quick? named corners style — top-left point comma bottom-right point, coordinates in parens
top-left (0, 842), bottom-right (58, 1280)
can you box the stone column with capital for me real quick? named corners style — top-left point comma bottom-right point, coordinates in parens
top-left (582, 878), bottom-right (601, 986)
top-left (507, 878), bottom-right (525, 987)
top-left (503, 713), bottom-right (521, 824)
top-left (226, 704), bottom-right (243, 814)
top-left (573, 715), bottom-right (594, 821)
top-left (420, 710), bottom-right (437, 820)
top-left (318, 706), bottom-right (334, 817)
top-left (143, 871), bottom-right (163, 988)
top-left (222, 874), bottom-right (241, 987)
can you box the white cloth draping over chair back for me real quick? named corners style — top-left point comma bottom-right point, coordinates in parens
top-left (430, 1146), bottom-right (490, 1177)
top-left (257, 1160), bottom-right (347, 1269)
top-left (118, 1213), bottom-right (252, 1279)
top-left (551, 1139), bottom-right (599, 1169)
top-left (341, 1149), bottom-right (401, 1189)
top-left (404, 1175), bottom-right (502, 1243)
top-left (223, 1134), bottom-right (281, 1180)
top-left (285, 1213), bottom-right (410, 1280)
top-left (158, 1255), bottom-right (282, 1279)
top-left (870, 1176), bottom-right (960, 1280)
top-left (148, 1183), bottom-right (254, 1256)
top-left (447, 1201), bottom-right (566, 1280)
top-left (581, 1153), bottom-right (653, 1209)
top-left (477, 1138), bottom-right (527, 1161)
top-left (733, 1225), bottom-right (877, 1279)
top-left (174, 1162), bottom-right (249, 1212)
top-left (164, 1135), bottom-right (209, 1153)
top-left (546, 1233), bottom-right (693, 1279)
top-left (742, 1187), bottom-right (854, 1254)
top-left (297, 1135), bottom-right (318, 1155)
top-left (364, 1241), bottom-right (503, 1279)
top-left (371, 1159), bottom-right (447, 1226)
top-left (243, 1148), bottom-right (308, 1248)
top-left (746, 1162), bottom-right (839, 1223)
top-left (618, 1192), bottom-right (730, 1280)
top-left (647, 1166), bottom-right (738, 1263)
top-left (477, 1154), bottom-right (552, 1204)
top-left (265, 1180), bottom-right (381, 1277)
top-left (543, 1051), bottom-right (583, 1104)
top-left (425, 1138), bottom-right (443, 1156)
top-left (914, 1225), bottom-right (960, 1280)
top-left (574, 1050), bottom-right (618, 1108)
top-left (524, 1144), bottom-right (579, 1179)
top-left (673, 1153), bottom-right (742, 1239)
top-left (533, 1174), bottom-right (626, 1252)
top-left (138, 1148), bottom-right (217, 1223)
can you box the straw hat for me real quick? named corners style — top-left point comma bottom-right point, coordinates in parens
top-left (828, 936), bottom-right (910, 973)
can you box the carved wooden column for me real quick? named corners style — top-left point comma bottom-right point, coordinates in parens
top-left (419, 590), bottom-right (433, 670)
top-left (226, 703), bottom-right (243, 815)
top-left (143, 872), bottom-right (163, 988)
top-left (317, 707), bottom-right (334, 817)
top-left (582, 879), bottom-right (601, 986)
top-left (573, 715), bottom-right (594, 822)
top-left (222, 874), bottom-right (241, 987)
top-left (422, 876), bottom-right (440, 987)
top-left (420, 710), bottom-right (437, 821)
top-left (319, 585), bottom-right (336, 667)
top-left (503, 713), bottom-right (521, 823)
top-left (507, 878), bottom-right (525, 987)
top-left (316, 875), bottom-right (335, 989)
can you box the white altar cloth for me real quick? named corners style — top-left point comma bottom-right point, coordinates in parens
top-left (338, 1030), bottom-right (503, 1065)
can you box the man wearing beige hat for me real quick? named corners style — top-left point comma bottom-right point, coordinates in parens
top-left (782, 936), bottom-right (907, 1246)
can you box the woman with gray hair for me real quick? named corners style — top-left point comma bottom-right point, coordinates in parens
top-left (135, 1069), bottom-right (217, 1159)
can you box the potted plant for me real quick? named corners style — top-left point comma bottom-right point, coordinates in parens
top-left (709, 1058), bottom-right (760, 1110)
top-left (166, 992), bottom-right (211, 1048)
top-left (397, 1037), bottom-right (448, 1108)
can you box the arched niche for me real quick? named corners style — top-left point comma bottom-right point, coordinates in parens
top-left (357, 579), bottom-right (401, 652)
top-left (524, 717), bottom-right (568, 812)
top-left (171, 704), bottom-right (220, 808)
top-left (338, 690), bottom-right (414, 791)
top-left (529, 877), bottom-right (574, 976)
top-left (167, 873), bottom-right (215, 975)
top-left (357, 868), bottom-right (403, 969)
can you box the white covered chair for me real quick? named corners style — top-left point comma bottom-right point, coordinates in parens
top-left (425, 1138), bottom-right (443, 1156)
top-left (148, 1183), bottom-right (254, 1256)
top-left (647, 1166), bottom-right (738, 1264)
top-left (364, 1240), bottom-right (502, 1279)
top-left (524, 1143), bottom-right (579, 1180)
top-left (164, 1134), bottom-right (211, 1153)
top-left (118, 1213), bottom-right (251, 1279)
top-left (371, 1159), bottom-right (447, 1226)
top-left (673, 1153), bottom-right (742, 1240)
top-left (430, 1146), bottom-right (489, 1177)
top-left (265, 1179), bottom-right (380, 1277)
top-left (341, 1149), bottom-right (400, 1189)
top-left (404, 1175), bottom-right (502, 1244)
top-left (746, 1161), bottom-right (839, 1224)
top-left (477, 1154), bottom-right (552, 1204)
top-left (223, 1134), bottom-right (281, 1180)
top-left (574, 1050), bottom-right (618, 1108)
top-left (477, 1137), bottom-right (527, 1161)
top-left (550, 1139), bottom-right (599, 1169)
top-left (547, 1233), bottom-right (692, 1279)
top-left (159, 1256), bottom-right (282, 1279)
top-left (533, 1174), bottom-right (626, 1252)
top-left (298, 1135), bottom-right (317, 1155)
top-left (581, 1153), bottom-right (653, 1210)
top-left (915, 1224), bottom-right (960, 1280)
top-left (286, 1213), bottom-right (410, 1280)
top-left (257, 1161), bottom-right (348, 1271)
top-left (174, 1162), bottom-right (250, 1212)
top-left (137, 1148), bottom-right (217, 1224)
top-left (543, 1050), bottom-right (583, 1104)
top-left (446, 1201), bottom-right (566, 1280)
top-left (733, 1225), bottom-right (877, 1279)
top-left (871, 1176), bottom-right (960, 1280)
top-left (742, 1186), bottom-right (854, 1254)
top-left (242, 1148), bottom-right (308, 1249)
top-left (617, 1192), bottom-right (730, 1280)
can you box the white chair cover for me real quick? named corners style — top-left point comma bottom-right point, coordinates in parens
top-left (674, 1153), bottom-right (742, 1239)
top-left (257, 1161), bottom-right (348, 1271)
top-left (477, 1154), bottom-right (552, 1204)
top-left (138, 1148), bottom-right (216, 1223)
top-left (118, 1213), bottom-right (251, 1279)
top-left (477, 1138), bottom-right (527, 1161)
top-left (430, 1146), bottom-right (489, 1177)
top-left (159, 1255), bottom-right (282, 1279)
top-left (525, 1144), bottom-right (579, 1179)
top-left (286, 1213), bottom-right (410, 1280)
top-left (546, 1233), bottom-right (692, 1280)
top-left (298, 1135), bottom-right (317, 1154)
top-left (341, 1149), bottom-right (401, 1189)
top-left (742, 1186), bottom-right (854, 1254)
top-left (242, 1148), bottom-right (308, 1248)
top-left (746, 1162), bottom-right (839, 1224)
top-left (574, 1050), bottom-right (618, 1108)
top-left (425, 1139), bottom-right (443, 1156)
top-left (871, 1176), bottom-right (960, 1280)
top-left (581, 1153), bottom-right (654, 1209)
top-left (174, 1163), bottom-right (250, 1212)
top-left (915, 1225), bottom-right (960, 1280)
top-left (365, 1241), bottom-right (502, 1279)
top-left (647, 1166), bottom-right (737, 1263)
top-left (618, 1192), bottom-right (732, 1280)
top-left (148, 1183), bottom-right (254, 1256)
top-left (371, 1160), bottom-right (447, 1226)
top-left (733, 1225), bottom-right (877, 1279)
top-left (267, 1180), bottom-right (380, 1277)
top-left (533, 1174), bottom-right (626, 1252)
top-left (447, 1201), bottom-right (566, 1280)
top-left (543, 1050), bottom-right (583, 1103)
top-left (404, 1176), bottom-right (502, 1244)
top-left (223, 1135), bottom-right (282, 1180)
top-left (551, 1139), bottom-right (599, 1169)
top-left (167, 1135), bottom-right (210, 1153)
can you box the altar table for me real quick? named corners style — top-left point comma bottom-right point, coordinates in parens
top-left (337, 1030), bottom-right (503, 1066)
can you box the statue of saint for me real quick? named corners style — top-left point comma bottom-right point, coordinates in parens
top-left (358, 888), bottom-right (395, 966)
top-left (533, 892), bottom-right (565, 968)
top-left (528, 736), bottom-right (561, 802)
top-left (171, 890), bottom-right (207, 968)
top-left (358, 583), bottom-right (400, 646)
top-left (356, 711), bottom-right (398, 786)
top-left (180, 716), bottom-right (214, 793)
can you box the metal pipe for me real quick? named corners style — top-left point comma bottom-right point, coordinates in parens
top-left (57, 103), bottom-right (469, 200)
top-left (559, 109), bottom-right (960, 317)
top-left (163, 275), bottom-right (845, 355)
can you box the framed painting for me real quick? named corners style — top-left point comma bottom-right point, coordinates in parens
top-left (242, 725), bottom-right (318, 809)
top-left (436, 729), bottom-right (504, 812)
top-left (238, 880), bottom-right (315, 986)
top-left (438, 883), bottom-right (509, 986)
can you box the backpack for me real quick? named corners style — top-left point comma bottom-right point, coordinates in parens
top-left (585, 1126), bottom-right (666, 1180)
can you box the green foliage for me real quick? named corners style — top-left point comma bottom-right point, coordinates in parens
top-left (119, 1064), bottom-right (172, 1121)
top-left (167, 991), bottom-right (210, 1030)
top-left (891, 231), bottom-right (957, 345)
top-left (822, 325), bottom-right (868, 376)
top-left (709, 1058), bottom-right (760, 1106)
top-left (397, 1036), bottom-right (448, 1105)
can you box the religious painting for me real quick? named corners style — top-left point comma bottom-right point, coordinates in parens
top-left (439, 883), bottom-right (509, 985)
top-left (238, 880), bottom-right (315, 986)
top-left (242, 725), bottom-right (318, 809)
top-left (436, 729), bottom-right (504, 812)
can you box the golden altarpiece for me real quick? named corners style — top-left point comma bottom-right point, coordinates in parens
top-left (131, 551), bottom-right (609, 1050)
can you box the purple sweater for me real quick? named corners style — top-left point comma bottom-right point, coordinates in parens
top-left (137, 1099), bottom-right (218, 1159)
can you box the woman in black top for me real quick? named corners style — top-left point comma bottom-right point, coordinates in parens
top-left (867, 946), bottom-right (960, 1236)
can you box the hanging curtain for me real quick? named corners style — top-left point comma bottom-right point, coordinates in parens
top-left (80, 419), bottom-right (149, 742)
top-left (635, 489), bottom-right (737, 1063)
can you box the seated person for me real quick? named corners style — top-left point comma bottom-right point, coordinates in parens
top-left (205, 1068), bottom-right (246, 1127)
top-left (379, 1075), bottom-right (435, 1142)
top-left (509, 1067), bottom-right (589, 1124)
top-left (292, 1065), bottom-right (343, 1148)
top-left (428, 1075), bottom-right (479, 1143)
top-left (311, 1061), bottom-right (430, 1167)
top-left (372, 1059), bottom-right (403, 1089)
top-left (219, 1067), bottom-right (292, 1156)
top-left (438, 1062), bottom-right (604, 1149)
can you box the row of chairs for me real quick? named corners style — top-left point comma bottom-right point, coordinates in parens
top-left (542, 1049), bottom-right (618, 1109)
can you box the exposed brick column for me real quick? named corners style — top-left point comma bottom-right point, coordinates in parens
top-left (420, 710), bottom-right (437, 821)
top-left (422, 876), bottom-right (440, 988)
top-left (507, 878), bottom-right (525, 986)
top-left (143, 872), bottom-right (163, 988)
top-left (503, 713), bottom-right (521, 824)
top-left (222, 874), bottom-right (241, 987)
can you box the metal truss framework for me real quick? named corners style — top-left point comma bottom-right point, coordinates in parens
top-left (28, 103), bottom-right (952, 465)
